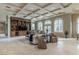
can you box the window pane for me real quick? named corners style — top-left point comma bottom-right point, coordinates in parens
top-left (44, 26), bottom-right (51, 33)
top-left (44, 20), bottom-right (51, 25)
top-left (31, 23), bottom-right (35, 30)
top-left (37, 22), bottom-right (43, 31)
top-left (44, 26), bottom-right (48, 33)
top-left (54, 18), bottom-right (63, 32)
top-left (44, 20), bottom-right (52, 33)
top-left (48, 26), bottom-right (51, 33)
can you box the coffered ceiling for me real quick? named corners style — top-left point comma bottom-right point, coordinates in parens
top-left (0, 3), bottom-right (79, 22)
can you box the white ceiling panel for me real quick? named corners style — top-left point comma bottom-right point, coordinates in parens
top-left (6, 3), bottom-right (26, 8)
top-left (15, 14), bottom-right (24, 18)
top-left (24, 4), bottom-right (40, 11)
top-left (0, 3), bottom-right (77, 22)
top-left (35, 3), bottom-right (50, 8)
top-left (24, 16), bottom-right (32, 19)
top-left (35, 9), bottom-right (48, 15)
top-left (37, 16), bottom-right (43, 19)
top-left (44, 13), bottom-right (53, 17)
top-left (29, 13), bottom-right (39, 17)
top-left (18, 10), bottom-right (31, 15)
top-left (4, 3), bottom-right (24, 13)
top-left (44, 4), bottom-right (60, 11)
top-left (51, 9), bottom-right (64, 15)
top-left (61, 3), bottom-right (71, 7)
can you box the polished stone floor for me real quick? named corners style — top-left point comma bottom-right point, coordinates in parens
top-left (0, 37), bottom-right (79, 55)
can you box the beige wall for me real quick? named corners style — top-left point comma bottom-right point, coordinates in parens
top-left (72, 14), bottom-right (79, 37)
top-left (34, 14), bottom-right (79, 38)
top-left (51, 14), bottom-right (71, 37)
top-left (53, 14), bottom-right (79, 38)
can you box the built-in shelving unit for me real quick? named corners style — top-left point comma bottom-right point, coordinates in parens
top-left (10, 17), bottom-right (31, 37)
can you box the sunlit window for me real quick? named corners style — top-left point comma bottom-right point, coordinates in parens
top-left (54, 18), bottom-right (63, 32)
top-left (37, 22), bottom-right (43, 31)
top-left (31, 23), bottom-right (35, 30)
top-left (44, 20), bottom-right (52, 33)
top-left (44, 20), bottom-right (52, 25)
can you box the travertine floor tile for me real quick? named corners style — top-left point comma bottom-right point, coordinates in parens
top-left (0, 37), bottom-right (78, 55)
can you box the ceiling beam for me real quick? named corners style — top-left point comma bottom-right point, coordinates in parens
top-left (5, 3), bottom-right (22, 10)
top-left (19, 3), bottom-right (54, 19)
top-left (35, 3), bottom-right (59, 14)
top-left (34, 3), bottom-right (72, 16)
top-left (41, 12), bottom-right (48, 15)
top-left (34, 3), bottom-right (52, 8)
top-left (34, 15), bottom-right (40, 18)
top-left (64, 3), bottom-right (72, 8)
top-left (57, 3), bottom-right (72, 13)
top-left (16, 3), bottom-right (72, 20)
top-left (42, 3), bottom-right (53, 8)
top-left (32, 9), bottom-right (40, 13)
top-left (27, 9), bottom-right (40, 15)
top-left (31, 3), bottom-right (57, 19)
top-left (23, 9), bottom-right (40, 17)
top-left (50, 8), bottom-right (61, 12)
top-left (59, 3), bottom-right (72, 9)
top-left (26, 3), bottom-right (72, 20)
top-left (15, 4), bottom-right (27, 15)
top-left (23, 13), bottom-right (32, 17)
top-left (15, 4), bottom-right (41, 18)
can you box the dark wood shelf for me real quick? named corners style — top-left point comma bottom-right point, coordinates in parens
top-left (10, 17), bottom-right (31, 37)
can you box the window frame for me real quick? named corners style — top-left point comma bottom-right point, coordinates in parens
top-left (44, 20), bottom-right (52, 33)
top-left (37, 21), bottom-right (43, 31)
top-left (31, 23), bottom-right (35, 30)
top-left (54, 18), bottom-right (63, 32)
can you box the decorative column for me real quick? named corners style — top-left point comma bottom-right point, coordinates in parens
top-left (6, 15), bottom-right (11, 38)
top-left (69, 14), bottom-right (72, 38)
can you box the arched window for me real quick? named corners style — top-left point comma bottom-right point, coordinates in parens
top-left (44, 20), bottom-right (52, 33)
top-left (54, 18), bottom-right (63, 32)
top-left (37, 21), bottom-right (43, 31)
top-left (77, 19), bottom-right (79, 33)
top-left (44, 20), bottom-right (51, 25)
